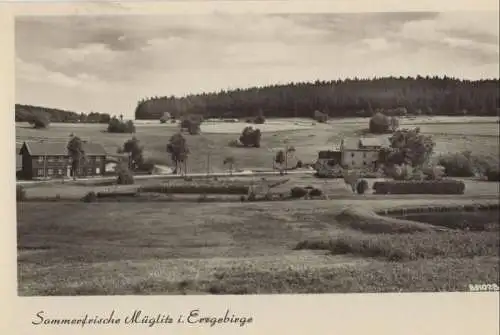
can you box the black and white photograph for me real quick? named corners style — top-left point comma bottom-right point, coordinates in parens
top-left (15, 9), bottom-right (499, 296)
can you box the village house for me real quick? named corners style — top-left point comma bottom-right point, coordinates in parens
top-left (18, 141), bottom-right (107, 180)
top-left (340, 137), bottom-right (387, 169)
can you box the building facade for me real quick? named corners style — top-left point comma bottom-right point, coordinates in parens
top-left (340, 138), bottom-right (386, 170)
top-left (19, 141), bottom-right (107, 180)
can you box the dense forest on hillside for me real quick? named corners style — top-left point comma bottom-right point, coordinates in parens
top-left (15, 104), bottom-right (111, 124)
top-left (135, 76), bottom-right (500, 120)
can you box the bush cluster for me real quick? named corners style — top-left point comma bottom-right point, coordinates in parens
top-left (373, 180), bottom-right (465, 194)
top-left (108, 117), bottom-right (135, 133)
top-left (116, 165), bottom-right (135, 185)
top-left (290, 187), bottom-right (308, 198)
top-left (438, 151), bottom-right (498, 179)
top-left (356, 179), bottom-right (369, 194)
top-left (81, 191), bottom-right (97, 203)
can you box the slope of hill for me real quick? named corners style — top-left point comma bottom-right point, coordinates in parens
top-left (135, 76), bottom-right (500, 120)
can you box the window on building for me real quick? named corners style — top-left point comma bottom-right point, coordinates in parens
top-left (59, 156), bottom-right (65, 162)
top-left (88, 168), bottom-right (93, 174)
top-left (363, 152), bottom-right (367, 158)
top-left (58, 169), bottom-right (64, 175)
top-left (37, 156), bottom-right (44, 163)
top-left (363, 161), bottom-right (367, 166)
top-left (47, 168), bottom-right (53, 176)
top-left (47, 156), bottom-right (54, 162)
top-left (37, 169), bottom-right (44, 176)
top-left (351, 152), bottom-right (355, 157)
top-left (95, 156), bottom-right (101, 162)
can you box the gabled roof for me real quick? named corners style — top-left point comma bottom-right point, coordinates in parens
top-left (342, 137), bottom-right (388, 150)
top-left (19, 141), bottom-right (107, 156)
top-left (359, 137), bottom-right (384, 147)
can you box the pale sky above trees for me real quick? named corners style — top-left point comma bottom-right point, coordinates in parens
top-left (15, 11), bottom-right (499, 117)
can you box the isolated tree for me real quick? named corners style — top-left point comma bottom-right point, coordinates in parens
top-left (275, 150), bottom-right (285, 173)
top-left (160, 112), bottom-right (170, 124)
top-left (285, 145), bottom-right (296, 172)
top-left (116, 162), bottom-right (134, 185)
top-left (254, 109), bottom-right (266, 124)
top-left (239, 126), bottom-right (261, 148)
top-left (29, 112), bottom-right (50, 129)
top-left (343, 169), bottom-right (360, 193)
top-left (166, 133), bottom-right (189, 174)
top-left (223, 156), bottom-right (236, 175)
top-left (369, 112), bottom-right (390, 133)
top-left (125, 120), bottom-right (136, 133)
top-left (180, 115), bottom-right (202, 135)
top-left (275, 150), bottom-right (285, 165)
top-left (389, 116), bottom-right (400, 132)
top-left (122, 137), bottom-right (144, 170)
top-left (386, 128), bottom-right (435, 168)
top-left (67, 135), bottom-right (85, 180)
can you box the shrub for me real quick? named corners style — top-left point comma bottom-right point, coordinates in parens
top-left (16, 185), bottom-right (26, 201)
top-left (390, 164), bottom-right (413, 180)
top-left (486, 167), bottom-right (500, 181)
top-left (82, 191), bottom-right (97, 203)
top-left (240, 195), bottom-right (246, 202)
top-left (296, 160), bottom-right (303, 168)
top-left (309, 188), bottom-right (323, 197)
top-left (356, 179), bottom-right (369, 194)
top-left (422, 164), bottom-right (445, 180)
top-left (438, 152), bottom-right (475, 177)
top-left (290, 187), bottom-right (308, 198)
top-left (313, 110), bottom-right (328, 123)
top-left (116, 164), bottom-right (135, 185)
top-left (254, 114), bottom-right (265, 124)
top-left (137, 161), bottom-right (155, 174)
top-left (228, 139), bottom-right (242, 147)
top-left (373, 180), bottom-right (465, 194)
top-left (247, 193), bottom-right (256, 201)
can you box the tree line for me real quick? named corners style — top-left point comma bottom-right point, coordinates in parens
top-left (135, 76), bottom-right (499, 120)
top-left (15, 104), bottom-right (111, 124)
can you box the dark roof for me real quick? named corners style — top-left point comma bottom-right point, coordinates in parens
top-left (318, 150), bottom-right (341, 159)
top-left (20, 141), bottom-right (107, 156)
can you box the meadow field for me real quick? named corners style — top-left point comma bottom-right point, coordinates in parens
top-left (15, 115), bottom-right (500, 295)
top-left (15, 116), bottom-right (500, 174)
top-left (17, 198), bottom-right (499, 295)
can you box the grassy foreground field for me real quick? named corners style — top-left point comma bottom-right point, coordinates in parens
top-left (16, 116), bottom-right (500, 173)
top-left (17, 198), bottom-right (499, 295)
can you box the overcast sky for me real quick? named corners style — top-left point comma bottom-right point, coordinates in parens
top-left (15, 11), bottom-right (499, 117)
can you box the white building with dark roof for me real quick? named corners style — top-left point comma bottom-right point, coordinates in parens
top-left (340, 137), bottom-right (388, 169)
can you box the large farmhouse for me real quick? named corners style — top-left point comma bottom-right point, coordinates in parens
top-left (340, 137), bottom-right (387, 169)
top-left (18, 141), bottom-right (107, 180)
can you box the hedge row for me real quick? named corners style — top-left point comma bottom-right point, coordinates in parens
top-left (373, 180), bottom-right (465, 194)
top-left (139, 184), bottom-right (249, 195)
